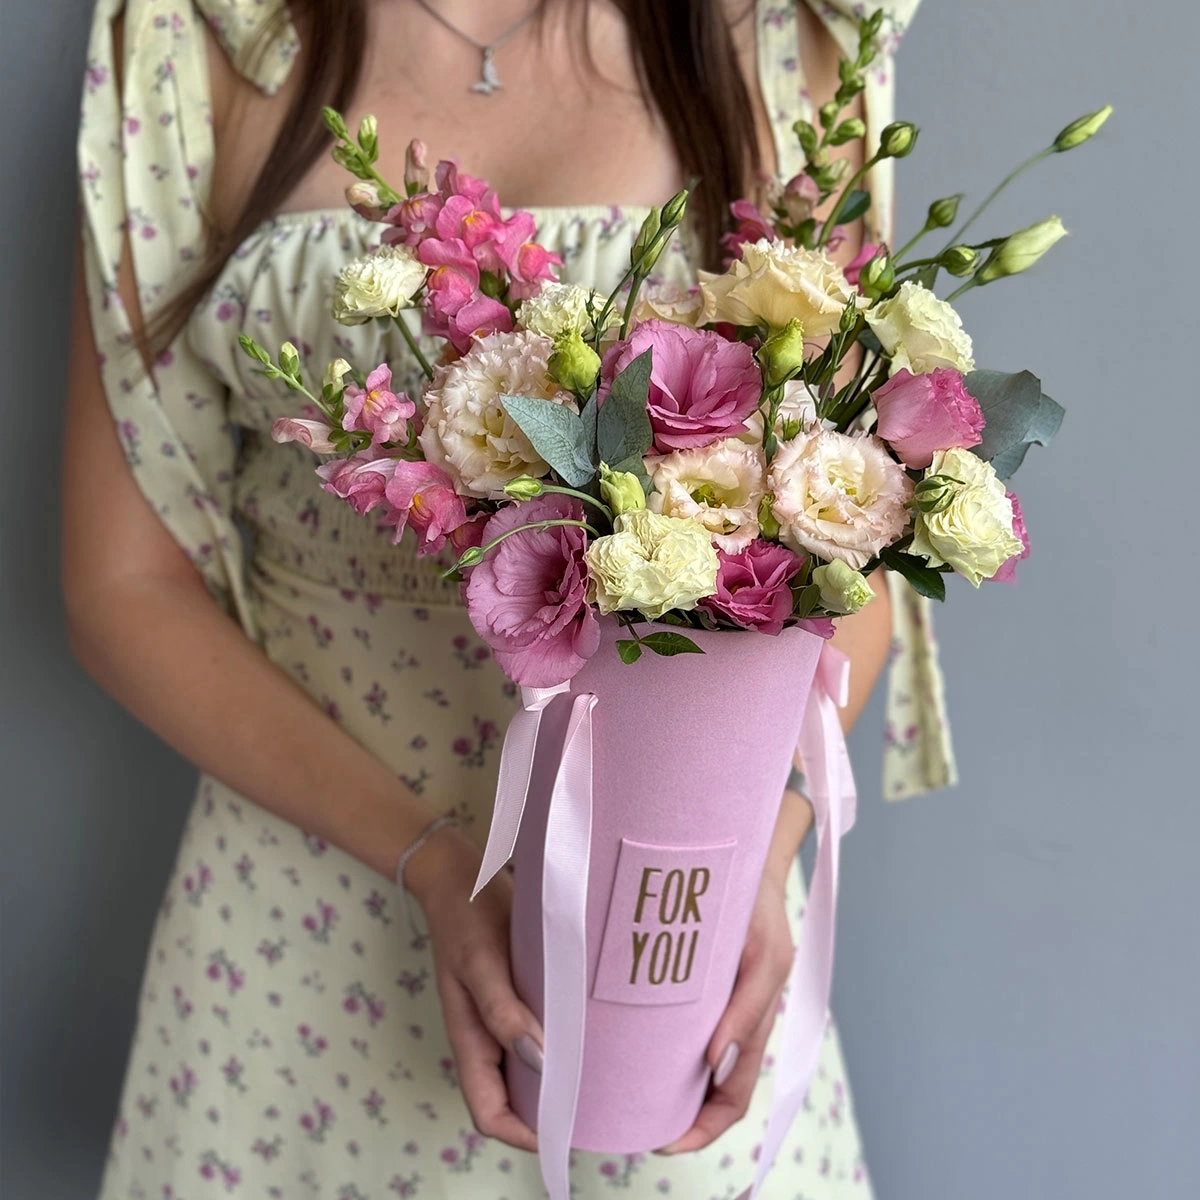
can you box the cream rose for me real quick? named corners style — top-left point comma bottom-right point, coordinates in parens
top-left (630, 282), bottom-right (704, 328)
top-left (418, 330), bottom-right (577, 499)
top-left (517, 282), bottom-right (611, 340)
top-left (767, 428), bottom-right (913, 569)
top-left (697, 239), bottom-right (864, 335)
top-left (331, 244), bottom-right (426, 325)
top-left (647, 438), bottom-right (766, 552)
top-left (865, 281), bottom-right (976, 376)
top-left (910, 447), bottom-right (1023, 586)
top-left (585, 509), bottom-right (720, 619)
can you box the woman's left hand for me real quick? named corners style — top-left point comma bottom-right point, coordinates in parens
top-left (657, 864), bottom-right (795, 1154)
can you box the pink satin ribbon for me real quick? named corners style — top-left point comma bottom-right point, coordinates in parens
top-left (474, 648), bottom-right (855, 1200)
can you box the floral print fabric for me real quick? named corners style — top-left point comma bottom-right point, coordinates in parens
top-left (80, 2), bottom-right (946, 1196)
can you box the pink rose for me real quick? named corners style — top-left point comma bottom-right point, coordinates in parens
top-left (872, 368), bottom-right (985, 470)
top-left (843, 242), bottom-right (880, 290)
top-left (383, 461), bottom-right (468, 554)
top-left (316, 450), bottom-right (397, 516)
top-left (699, 539), bottom-right (803, 635)
top-left (464, 493), bottom-right (600, 687)
top-left (988, 490), bottom-right (1030, 583)
top-left (601, 320), bottom-right (762, 453)
top-left (341, 365), bottom-right (417, 444)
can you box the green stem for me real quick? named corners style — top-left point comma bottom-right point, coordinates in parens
top-left (441, 518), bottom-right (599, 577)
top-left (816, 155), bottom-right (877, 250)
top-left (393, 315), bottom-right (434, 381)
top-left (945, 277), bottom-right (979, 304)
top-left (620, 270), bottom-right (648, 341)
top-left (939, 146), bottom-right (1053, 253)
top-left (893, 224), bottom-right (931, 263)
top-left (535, 484), bottom-right (613, 520)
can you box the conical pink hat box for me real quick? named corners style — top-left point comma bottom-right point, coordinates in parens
top-left (505, 618), bottom-right (825, 1153)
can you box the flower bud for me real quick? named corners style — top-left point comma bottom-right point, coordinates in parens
top-left (913, 472), bottom-right (963, 514)
top-left (778, 172), bottom-right (820, 225)
top-left (321, 106), bottom-right (350, 141)
top-left (548, 329), bottom-right (602, 395)
top-left (758, 494), bottom-right (781, 540)
top-left (599, 463), bottom-right (647, 516)
top-left (829, 117), bottom-right (866, 146)
top-left (455, 546), bottom-right (486, 570)
top-left (926, 194), bottom-right (962, 229)
top-left (792, 119), bottom-right (820, 161)
top-left (878, 122), bottom-right (918, 159)
top-left (503, 476), bottom-right (545, 502)
top-left (404, 138), bottom-right (429, 194)
top-left (279, 342), bottom-right (301, 378)
top-left (238, 333), bottom-right (272, 367)
top-left (630, 207), bottom-right (663, 270)
top-left (357, 114), bottom-right (379, 161)
top-left (345, 180), bottom-right (387, 220)
top-left (757, 319), bottom-right (806, 388)
top-left (858, 249), bottom-right (895, 299)
top-left (812, 560), bottom-right (876, 614)
top-left (323, 358), bottom-right (351, 392)
top-left (1053, 104), bottom-right (1113, 152)
top-left (661, 188), bottom-right (689, 229)
top-left (975, 216), bottom-right (1067, 285)
top-left (940, 245), bottom-right (978, 277)
top-left (818, 100), bottom-right (840, 130)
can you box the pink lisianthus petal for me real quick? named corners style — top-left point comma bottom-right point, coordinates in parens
top-left (797, 616), bottom-right (836, 639)
top-left (699, 539), bottom-right (804, 635)
top-left (601, 320), bottom-right (762, 452)
top-left (721, 199), bottom-right (777, 263)
top-left (843, 242), bottom-right (880, 290)
top-left (464, 493), bottom-right (599, 687)
top-left (272, 417), bottom-right (338, 455)
top-left (316, 450), bottom-right (398, 516)
top-left (383, 460), bottom-right (468, 554)
top-left (988, 490), bottom-right (1030, 584)
top-left (872, 368), bottom-right (986, 469)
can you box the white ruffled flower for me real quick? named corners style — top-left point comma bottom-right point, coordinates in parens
top-left (768, 428), bottom-right (913, 570)
top-left (910, 447), bottom-right (1023, 586)
top-left (517, 282), bottom-right (615, 340)
top-left (865, 281), bottom-right (976, 376)
top-left (331, 244), bottom-right (426, 325)
top-left (630, 282), bottom-right (704, 328)
top-left (647, 438), bottom-right (766, 552)
top-left (418, 330), bottom-right (577, 499)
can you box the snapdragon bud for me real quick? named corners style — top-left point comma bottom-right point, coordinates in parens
top-left (927, 194), bottom-right (962, 229)
top-left (503, 476), bottom-right (545, 502)
top-left (757, 319), bottom-right (806, 388)
top-left (323, 358), bottom-right (351, 392)
top-left (404, 138), bottom-right (429, 194)
top-left (345, 180), bottom-right (387, 220)
top-left (940, 245), bottom-right (978, 277)
top-left (321, 106), bottom-right (350, 141)
top-left (878, 122), bottom-right (918, 159)
top-left (238, 333), bottom-right (272, 367)
top-left (548, 329), bottom-right (602, 395)
top-left (818, 100), bottom-right (840, 131)
top-left (829, 117), bottom-right (866, 146)
top-left (913, 473), bottom-right (963, 514)
top-left (859, 249), bottom-right (895, 299)
top-left (976, 216), bottom-right (1067, 285)
top-left (599, 463), bottom-right (647, 516)
top-left (1053, 104), bottom-right (1113, 152)
top-left (792, 119), bottom-right (820, 161)
top-left (357, 114), bottom-right (379, 162)
top-left (279, 342), bottom-right (301, 378)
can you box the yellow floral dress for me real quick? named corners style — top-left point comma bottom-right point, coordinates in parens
top-left (80, 2), bottom-right (950, 1197)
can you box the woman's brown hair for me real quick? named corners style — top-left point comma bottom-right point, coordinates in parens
top-left (154, 0), bottom-right (761, 350)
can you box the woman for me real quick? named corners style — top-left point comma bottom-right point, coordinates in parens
top-left (68, 1), bottom-right (951, 1195)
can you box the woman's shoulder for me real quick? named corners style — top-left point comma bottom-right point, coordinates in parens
top-left (794, 0), bottom-right (921, 57)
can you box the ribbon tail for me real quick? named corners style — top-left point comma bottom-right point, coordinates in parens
top-left (472, 684), bottom-right (567, 900)
top-left (745, 646), bottom-right (857, 1198)
top-left (537, 693), bottom-right (596, 1200)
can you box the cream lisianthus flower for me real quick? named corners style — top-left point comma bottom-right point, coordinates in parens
top-left (647, 438), bottom-right (766, 552)
top-left (331, 244), bottom-right (426, 325)
top-left (585, 509), bottom-right (719, 620)
top-left (811, 560), bottom-right (876, 614)
top-left (697, 239), bottom-right (863, 335)
top-left (767, 428), bottom-right (913, 570)
top-left (630, 282), bottom-right (704, 328)
top-left (517, 282), bottom-right (614, 340)
top-left (418, 331), bottom-right (577, 499)
top-left (865, 281), bottom-right (976, 376)
top-left (910, 447), bottom-right (1023, 586)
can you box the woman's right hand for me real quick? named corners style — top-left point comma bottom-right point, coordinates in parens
top-left (406, 828), bottom-right (543, 1152)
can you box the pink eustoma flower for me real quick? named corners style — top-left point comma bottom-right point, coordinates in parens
top-left (872, 368), bottom-right (986, 470)
top-left (721, 199), bottom-right (776, 263)
top-left (341, 365), bottom-right (417, 444)
top-left (316, 450), bottom-right (398, 516)
top-left (602, 320), bottom-right (762, 452)
top-left (383, 461), bottom-right (468, 554)
top-left (989, 490), bottom-right (1030, 584)
top-left (699, 539), bottom-right (804, 635)
top-left (272, 417), bottom-right (338, 454)
top-left (464, 493), bottom-right (600, 687)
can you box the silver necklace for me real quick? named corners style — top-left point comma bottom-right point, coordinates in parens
top-left (412, 0), bottom-right (536, 96)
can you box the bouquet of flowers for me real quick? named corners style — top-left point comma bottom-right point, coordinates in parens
top-left (241, 11), bottom-right (1108, 1194)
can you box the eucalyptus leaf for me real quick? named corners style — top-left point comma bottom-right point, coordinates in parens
top-left (880, 548), bottom-right (946, 602)
top-left (640, 631), bottom-right (705, 657)
top-left (501, 395), bottom-right (595, 488)
top-left (598, 350), bottom-right (654, 466)
top-left (965, 369), bottom-right (1042, 462)
top-left (837, 189), bottom-right (871, 224)
top-left (616, 639), bottom-right (643, 664)
top-left (578, 391), bottom-right (599, 462)
top-left (988, 440), bottom-right (1030, 480)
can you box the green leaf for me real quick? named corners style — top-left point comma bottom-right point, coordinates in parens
top-left (640, 631), bottom-right (705, 657)
top-left (616, 639), bottom-right (643, 664)
top-left (578, 391), bottom-right (599, 462)
top-left (793, 582), bottom-right (822, 619)
top-left (598, 350), bottom-right (654, 466)
top-left (911, 263), bottom-right (940, 290)
top-left (837, 189), bottom-right (871, 224)
top-left (881, 548), bottom-right (947, 602)
top-left (501, 395), bottom-right (595, 488)
top-left (965, 369), bottom-right (1043, 462)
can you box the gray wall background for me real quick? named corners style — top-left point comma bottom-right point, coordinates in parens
top-left (2, 1), bottom-right (1196, 1197)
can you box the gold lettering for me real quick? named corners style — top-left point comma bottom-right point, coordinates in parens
top-left (648, 931), bottom-right (672, 985)
top-left (659, 868), bottom-right (684, 925)
top-left (670, 929), bottom-right (699, 983)
top-left (634, 868), bottom-right (661, 925)
top-left (629, 930), bottom-right (650, 984)
top-left (682, 867), bottom-right (710, 924)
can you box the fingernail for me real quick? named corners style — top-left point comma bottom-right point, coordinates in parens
top-left (514, 1033), bottom-right (544, 1074)
top-left (713, 1042), bottom-right (739, 1088)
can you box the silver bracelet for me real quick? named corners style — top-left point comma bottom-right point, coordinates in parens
top-left (395, 815), bottom-right (459, 941)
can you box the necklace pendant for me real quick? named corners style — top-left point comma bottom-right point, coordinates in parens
top-left (471, 46), bottom-right (502, 95)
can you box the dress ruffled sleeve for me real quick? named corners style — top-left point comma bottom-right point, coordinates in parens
top-left (78, 0), bottom-right (298, 637)
top-left (760, 1), bottom-right (958, 799)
